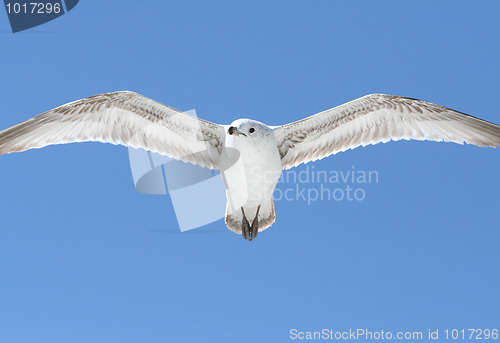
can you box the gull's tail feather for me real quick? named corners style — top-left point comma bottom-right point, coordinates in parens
top-left (226, 199), bottom-right (276, 235)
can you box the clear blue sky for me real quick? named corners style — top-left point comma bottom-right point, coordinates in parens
top-left (1, 1), bottom-right (499, 342)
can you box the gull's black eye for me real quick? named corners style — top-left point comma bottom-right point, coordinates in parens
top-left (249, 128), bottom-right (255, 133)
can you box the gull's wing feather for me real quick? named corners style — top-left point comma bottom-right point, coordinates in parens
top-left (275, 94), bottom-right (500, 169)
top-left (0, 91), bottom-right (226, 169)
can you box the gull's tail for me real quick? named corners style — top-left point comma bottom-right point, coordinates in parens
top-left (225, 198), bottom-right (276, 236)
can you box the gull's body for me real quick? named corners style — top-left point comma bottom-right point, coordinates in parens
top-left (222, 119), bottom-right (282, 240)
top-left (1, 91), bottom-right (500, 240)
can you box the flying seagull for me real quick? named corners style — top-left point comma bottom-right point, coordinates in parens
top-left (1, 92), bottom-right (500, 240)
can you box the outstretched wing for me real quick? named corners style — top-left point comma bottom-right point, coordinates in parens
top-left (275, 94), bottom-right (500, 169)
top-left (0, 91), bottom-right (226, 169)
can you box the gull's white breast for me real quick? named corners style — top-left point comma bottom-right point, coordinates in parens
top-left (221, 126), bottom-right (282, 219)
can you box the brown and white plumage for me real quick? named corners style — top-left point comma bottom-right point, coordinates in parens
top-left (275, 94), bottom-right (500, 169)
top-left (0, 91), bottom-right (225, 169)
top-left (1, 91), bottom-right (499, 240)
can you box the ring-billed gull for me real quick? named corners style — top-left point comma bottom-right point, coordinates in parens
top-left (1, 91), bottom-right (499, 240)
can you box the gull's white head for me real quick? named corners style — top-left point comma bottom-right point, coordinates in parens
top-left (227, 119), bottom-right (274, 141)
